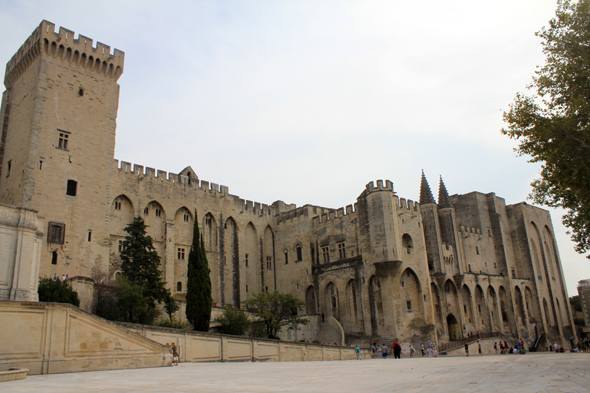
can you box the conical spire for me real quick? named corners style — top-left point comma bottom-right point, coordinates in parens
top-left (438, 176), bottom-right (451, 208)
top-left (419, 170), bottom-right (436, 204)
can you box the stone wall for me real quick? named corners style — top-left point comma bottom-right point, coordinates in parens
top-left (0, 301), bottom-right (170, 374)
top-left (114, 321), bottom-right (370, 363)
top-left (0, 204), bottom-right (43, 301)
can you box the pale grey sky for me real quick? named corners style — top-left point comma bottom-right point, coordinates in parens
top-left (1, 0), bottom-right (587, 296)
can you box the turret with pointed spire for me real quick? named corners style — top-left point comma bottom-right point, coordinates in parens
top-left (438, 176), bottom-right (451, 208)
top-left (420, 170), bottom-right (436, 204)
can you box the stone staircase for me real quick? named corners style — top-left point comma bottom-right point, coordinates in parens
top-left (318, 321), bottom-right (343, 345)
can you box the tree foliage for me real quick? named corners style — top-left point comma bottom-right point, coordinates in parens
top-left (502, 0), bottom-right (590, 258)
top-left (38, 277), bottom-right (80, 306)
top-left (93, 275), bottom-right (159, 324)
top-left (120, 216), bottom-right (175, 314)
top-left (570, 295), bottom-right (582, 312)
top-left (242, 291), bottom-right (308, 339)
top-left (214, 306), bottom-right (251, 336)
top-left (185, 211), bottom-right (212, 331)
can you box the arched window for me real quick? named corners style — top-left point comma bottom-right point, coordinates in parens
top-left (177, 282), bottom-right (182, 292)
top-left (402, 234), bottom-right (413, 254)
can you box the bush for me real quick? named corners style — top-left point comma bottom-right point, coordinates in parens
top-left (154, 318), bottom-right (193, 330)
top-left (38, 277), bottom-right (80, 307)
top-left (214, 306), bottom-right (251, 336)
top-left (93, 276), bottom-right (159, 324)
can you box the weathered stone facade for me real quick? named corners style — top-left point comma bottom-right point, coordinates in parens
top-left (0, 21), bottom-right (576, 347)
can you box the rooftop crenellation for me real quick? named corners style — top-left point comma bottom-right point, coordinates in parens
top-left (5, 20), bottom-right (125, 87)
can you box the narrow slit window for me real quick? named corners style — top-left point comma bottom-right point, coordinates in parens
top-left (6, 160), bottom-right (11, 178)
top-left (87, 231), bottom-right (92, 242)
top-left (51, 251), bottom-right (58, 265)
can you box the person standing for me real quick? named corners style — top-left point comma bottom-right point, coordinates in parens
top-left (170, 343), bottom-right (179, 366)
top-left (393, 341), bottom-right (401, 359)
top-left (494, 342), bottom-right (497, 354)
top-left (478, 341), bottom-right (482, 356)
top-left (382, 344), bottom-right (388, 359)
top-left (465, 343), bottom-right (469, 356)
top-left (409, 344), bottom-right (415, 358)
top-left (355, 345), bottom-right (361, 360)
top-left (421, 343), bottom-right (425, 357)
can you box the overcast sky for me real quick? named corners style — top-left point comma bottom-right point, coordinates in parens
top-left (1, 0), bottom-right (588, 296)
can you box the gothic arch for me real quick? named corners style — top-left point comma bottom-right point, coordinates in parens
top-left (444, 279), bottom-right (460, 316)
top-left (173, 207), bottom-right (193, 294)
top-left (324, 282), bottom-right (340, 319)
top-left (462, 285), bottom-right (475, 331)
top-left (244, 222), bottom-right (260, 297)
top-left (514, 286), bottom-right (527, 327)
top-left (345, 279), bottom-right (359, 328)
top-left (203, 213), bottom-right (219, 304)
top-left (474, 285), bottom-right (490, 331)
top-left (110, 194), bottom-right (134, 236)
top-left (306, 285), bottom-right (317, 314)
top-left (369, 275), bottom-right (385, 334)
top-left (143, 200), bottom-right (166, 243)
top-left (431, 282), bottom-right (444, 335)
top-left (401, 268), bottom-right (424, 319)
top-left (224, 217), bottom-right (239, 306)
top-left (487, 286), bottom-right (501, 332)
top-left (263, 226), bottom-right (275, 291)
top-left (402, 234), bottom-right (413, 255)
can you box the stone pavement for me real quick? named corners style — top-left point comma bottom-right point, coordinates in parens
top-left (3, 353), bottom-right (590, 393)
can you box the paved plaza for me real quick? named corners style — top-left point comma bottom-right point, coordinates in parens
top-left (3, 353), bottom-right (590, 393)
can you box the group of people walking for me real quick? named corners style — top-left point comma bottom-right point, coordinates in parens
top-left (368, 340), bottom-right (438, 359)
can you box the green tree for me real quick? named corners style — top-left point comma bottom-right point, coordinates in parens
top-left (570, 295), bottom-right (582, 312)
top-left (185, 212), bottom-right (212, 331)
top-left (120, 216), bottom-right (173, 315)
top-left (502, 0), bottom-right (590, 258)
top-left (242, 291), bottom-right (308, 339)
top-left (37, 277), bottom-right (80, 306)
top-left (214, 306), bottom-right (251, 336)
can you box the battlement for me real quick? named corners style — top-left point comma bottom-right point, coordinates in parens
top-left (459, 225), bottom-right (483, 239)
top-left (364, 179), bottom-right (394, 194)
top-left (311, 203), bottom-right (357, 226)
top-left (114, 160), bottom-right (278, 217)
top-left (5, 20), bottom-right (124, 88)
top-left (398, 198), bottom-right (419, 212)
top-left (115, 160), bottom-right (229, 193)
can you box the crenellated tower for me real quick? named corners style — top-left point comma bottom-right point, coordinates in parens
top-left (0, 20), bottom-right (125, 278)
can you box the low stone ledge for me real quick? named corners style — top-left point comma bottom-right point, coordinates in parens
top-left (0, 368), bottom-right (28, 382)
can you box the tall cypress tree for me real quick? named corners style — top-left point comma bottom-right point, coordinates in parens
top-left (186, 211), bottom-right (212, 331)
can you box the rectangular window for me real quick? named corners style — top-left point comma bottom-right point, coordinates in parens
top-left (144, 207), bottom-right (149, 215)
top-left (183, 213), bottom-right (189, 222)
top-left (48, 222), bottom-right (65, 244)
top-left (57, 131), bottom-right (70, 150)
top-left (296, 246), bottom-right (302, 262)
top-left (246, 285), bottom-right (248, 293)
top-left (284, 252), bottom-right (289, 265)
top-left (6, 160), bottom-right (11, 178)
top-left (177, 248), bottom-right (185, 260)
top-left (205, 216), bottom-right (211, 225)
top-left (476, 246), bottom-right (480, 255)
top-left (66, 180), bottom-right (77, 196)
top-left (118, 240), bottom-right (125, 253)
top-left (87, 231), bottom-right (92, 242)
top-left (266, 256), bottom-right (272, 270)
top-left (322, 247), bottom-right (330, 263)
top-left (511, 267), bottom-right (516, 279)
top-left (464, 305), bottom-right (467, 313)
top-left (338, 242), bottom-right (346, 259)
top-left (407, 301), bottom-right (412, 311)
top-left (245, 254), bottom-right (249, 267)
top-left (114, 201), bottom-right (121, 210)
top-left (155, 209), bottom-right (162, 217)
top-left (478, 305), bottom-right (481, 313)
